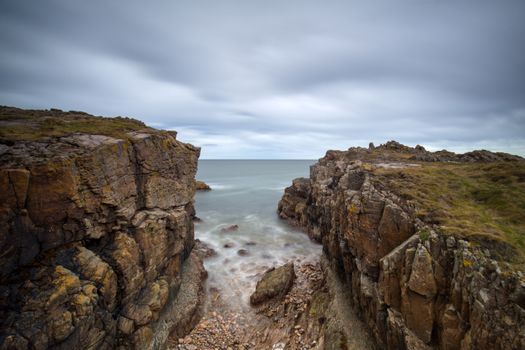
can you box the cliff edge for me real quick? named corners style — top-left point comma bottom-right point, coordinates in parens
top-left (278, 141), bottom-right (525, 350)
top-left (0, 107), bottom-right (206, 349)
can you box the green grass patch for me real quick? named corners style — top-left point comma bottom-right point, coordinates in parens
top-left (0, 106), bottom-right (151, 141)
top-left (372, 161), bottom-right (525, 263)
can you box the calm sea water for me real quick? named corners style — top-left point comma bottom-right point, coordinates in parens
top-left (194, 160), bottom-right (321, 307)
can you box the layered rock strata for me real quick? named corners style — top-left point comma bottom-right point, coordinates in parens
top-left (0, 108), bottom-right (205, 349)
top-left (278, 142), bottom-right (525, 350)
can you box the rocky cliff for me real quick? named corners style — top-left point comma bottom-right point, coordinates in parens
top-left (278, 141), bottom-right (525, 350)
top-left (0, 107), bottom-right (206, 349)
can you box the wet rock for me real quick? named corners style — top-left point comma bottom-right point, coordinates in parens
top-left (250, 262), bottom-right (295, 305)
top-left (221, 224), bottom-right (239, 233)
top-left (194, 240), bottom-right (217, 259)
top-left (223, 242), bottom-right (235, 248)
top-left (237, 249), bottom-right (249, 256)
top-left (195, 180), bottom-right (211, 191)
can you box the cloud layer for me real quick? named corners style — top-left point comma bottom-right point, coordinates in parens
top-left (1, 0), bottom-right (524, 158)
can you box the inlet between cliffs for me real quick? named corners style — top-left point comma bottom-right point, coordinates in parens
top-left (194, 160), bottom-right (321, 308)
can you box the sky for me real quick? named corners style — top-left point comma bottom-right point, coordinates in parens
top-left (1, 1), bottom-right (524, 159)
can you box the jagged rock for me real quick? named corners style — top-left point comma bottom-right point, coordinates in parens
top-left (407, 245), bottom-right (437, 297)
top-left (0, 107), bottom-right (205, 350)
top-left (194, 239), bottom-right (217, 259)
top-left (278, 141), bottom-right (525, 350)
top-left (250, 262), bottom-right (295, 305)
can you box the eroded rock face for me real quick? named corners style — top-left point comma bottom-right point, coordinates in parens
top-left (0, 116), bottom-right (205, 349)
top-left (278, 142), bottom-right (525, 350)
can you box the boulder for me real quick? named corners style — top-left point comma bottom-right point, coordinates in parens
top-left (221, 224), bottom-right (239, 233)
top-left (195, 180), bottom-right (211, 191)
top-left (250, 262), bottom-right (295, 305)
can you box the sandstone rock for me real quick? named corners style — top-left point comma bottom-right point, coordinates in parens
top-left (250, 262), bottom-right (295, 305)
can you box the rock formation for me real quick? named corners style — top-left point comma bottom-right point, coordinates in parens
top-left (0, 107), bottom-right (206, 349)
top-left (278, 141), bottom-right (525, 350)
top-left (250, 262), bottom-right (295, 305)
top-left (195, 180), bottom-right (211, 191)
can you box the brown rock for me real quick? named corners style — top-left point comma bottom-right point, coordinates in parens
top-left (221, 224), bottom-right (239, 233)
top-left (402, 289), bottom-right (434, 344)
top-left (250, 262), bottom-right (295, 305)
top-left (195, 180), bottom-right (211, 191)
top-left (278, 141), bottom-right (525, 350)
top-left (440, 305), bottom-right (464, 350)
top-left (237, 249), bottom-right (249, 256)
top-left (408, 245), bottom-right (437, 298)
top-left (0, 107), bottom-right (204, 350)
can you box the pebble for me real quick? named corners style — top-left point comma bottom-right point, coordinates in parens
top-left (168, 261), bottom-right (325, 350)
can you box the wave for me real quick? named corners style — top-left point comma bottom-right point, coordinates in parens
top-left (206, 182), bottom-right (234, 190)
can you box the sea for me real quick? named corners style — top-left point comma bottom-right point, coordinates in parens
top-left (194, 160), bottom-right (321, 308)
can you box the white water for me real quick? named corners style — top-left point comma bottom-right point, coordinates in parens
top-left (194, 160), bottom-right (321, 309)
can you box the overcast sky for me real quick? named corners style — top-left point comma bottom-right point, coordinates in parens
top-left (1, 1), bottom-right (524, 158)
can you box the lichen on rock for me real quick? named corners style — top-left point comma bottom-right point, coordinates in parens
top-left (278, 141), bottom-right (525, 350)
top-left (0, 107), bottom-right (206, 350)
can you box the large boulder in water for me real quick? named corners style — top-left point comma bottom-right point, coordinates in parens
top-left (195, 180), bottom-right (211, 191)
top-left (250, 262), bottom-right (295, 305)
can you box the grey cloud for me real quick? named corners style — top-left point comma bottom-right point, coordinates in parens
top-left (0, 0), bottom-right (524, 158)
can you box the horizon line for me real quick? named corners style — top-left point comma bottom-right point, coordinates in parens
top-left (199, 158), bottom-right (317, 161)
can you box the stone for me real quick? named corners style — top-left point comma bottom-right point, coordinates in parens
top-left (237, 249), bottom-right (249, 256)
top-left (440, 305), bottom-right (464, 350)
top-left (195, 180), bottom-right (211, 191)
top-left (408, 245), bottom-right (437, 297)
top-left (250, 262), bottom-right (295, 305)
top-left (221, 224), bottom-right (239, 233)
top-left (402, 289), bottom-right (434, 344)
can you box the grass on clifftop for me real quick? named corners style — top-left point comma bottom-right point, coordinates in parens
top-left (0, 106), bottom-right (151, 141)
top-left (373, 162), bottom-right (525, 263)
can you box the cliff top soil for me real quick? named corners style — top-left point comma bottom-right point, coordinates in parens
top-left (328, 141), bottom-right (525, 264)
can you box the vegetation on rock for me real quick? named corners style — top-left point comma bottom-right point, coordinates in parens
top-left (0, 106), bottom-right (153, 141)
top-left (372, 161), bottom-right (525, 263)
